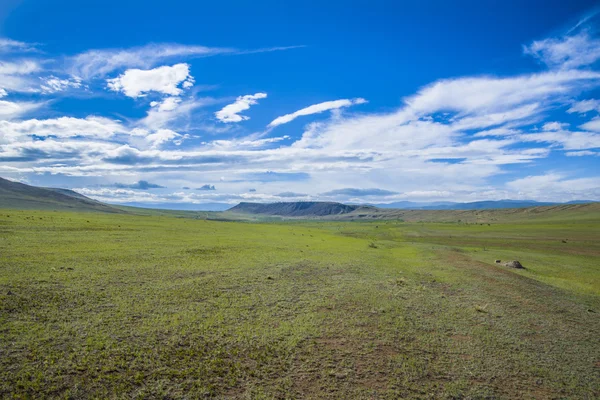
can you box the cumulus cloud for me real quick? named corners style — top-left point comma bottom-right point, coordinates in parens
top-left (215, 93), bottom-right (267, 123)
top-left (107, 63), bottom-right (193, 98)
top-left (268, 98), bottom-right (367, 127)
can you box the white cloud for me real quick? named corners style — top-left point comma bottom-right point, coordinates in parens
top-left (203, 135), bottom-right (290, 150)
top-left (151, 97), bottom-right (181, 112)
top-left (519, 130), bottom-right (600, 150)
top-left (141, 129), bottom-right (182, 149)
top-left (507, 174), bottom-right (600, 201)
top-left (565, 150), bottom-right (598, 156)
top-left (580, 117), bottom-right (600, 132)
top-left (69, 43), bottom-right (303, 79)
top-left (70, 44), bottom-right (233, 79)
top-left (268, 98), bottom-right (367, 127)
top-left (0, 100), bottom-right (43, 120)
top-left (141, 96), bottom-right (220, 129)
top-left (0, 61), bottom-right (41, 75)
top-left (0, 88), bottom-right (7, 98)
top-left (567, 99), bottom-right (600, 114)
top-left (0, 61), bottom-right (43, 93)
top-left (451, 103), bottom-right (540, 131)
top-left (473, 127), bottom-right (521, 137)
top-left (524, 31), bottom-right (600, 69)
top-left (40, 76), bottom-right (83, 94)
top-left (0, 116), bottom-right (128, 142)
top-left (107, 63), bottom-right (193, 98)
top-left (405, 70), bottom-right (600, 116)
top-left (0, 38), bottom-right (38, 53)
top-left (542, 121), bottom-right (569, 131)
top-left (215, 93), bottom-right (267, 123)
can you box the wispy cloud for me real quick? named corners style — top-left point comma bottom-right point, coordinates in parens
top-left (40, 76), bottom-right (83, 94)
top-left (524, 31), bottom-right (600, 69)
top-left (321, 188), bottom-right (397, 197)
top-left (405, 70), bottom-right (600, 115)
top-left (215, 93), bottom-right (267, 123)
top-left (0, 60), bottom-right (44, 93)
top-left (268, 98), bottom-right (367, 127)
top-left (565, 150), bottom-right (598, 156)
top-left (568, 98), bottom-right (600, 114)
top-left (0, 38), bottom-right (38, 53)
top-left (0, 100), bottom-right (44, 120)
top-left (276, 191), bottom-right (308, 198)
top-left (69, 43), bottom-right (304, 79)
top-left (506, 173), bottom-right (600, 200)
top-left (579, 117), bottom-right (600, 132)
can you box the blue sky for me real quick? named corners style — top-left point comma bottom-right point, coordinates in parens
top-left (1, 0), bottom-right (599, 207)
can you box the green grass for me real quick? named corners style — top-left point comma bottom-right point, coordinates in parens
top-left (0, 210), bottom-right (599, 399)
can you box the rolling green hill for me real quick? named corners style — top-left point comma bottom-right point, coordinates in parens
top-left (0, 177), bottom-right (123, 213)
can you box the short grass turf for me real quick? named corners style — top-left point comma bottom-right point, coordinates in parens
top-left (0, 210), bottom-right (599, 399)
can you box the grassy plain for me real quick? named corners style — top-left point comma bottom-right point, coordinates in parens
top-left (0, 209), bottom-right (599, 398)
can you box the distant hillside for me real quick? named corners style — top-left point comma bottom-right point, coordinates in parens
top-left (332, 202), bottom-right (600, 223)
top-left (0, 177), bottom-right (123, 213)
top-left (116, 201), bottom-right (232, 211)
top-left (374, 199), bottom-right (594, 210)
top-left (225, 200), bottom-right (600, 222)
top-left (228, 201), bottom-right (368, 217)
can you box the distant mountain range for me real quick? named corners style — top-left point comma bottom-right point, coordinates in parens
top-left (228, 201), bottom-right (368, 217)
top-left (226, 200), bottom-right (599, 219)
top-left (0, 177), bottom-right (596, 215)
